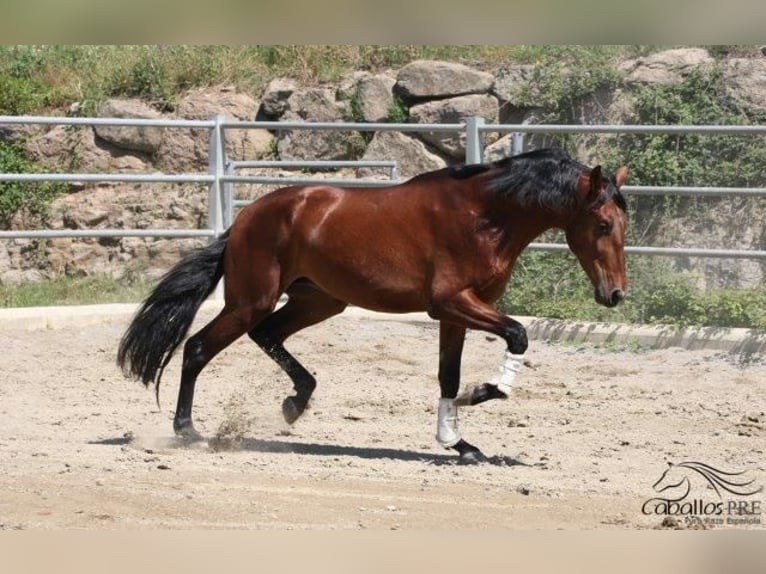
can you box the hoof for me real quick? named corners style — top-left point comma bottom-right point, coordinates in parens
top-left (453, 439), bottom-right (489, 465)
top-left (455, 383), bottom-right (508, 406)
top-left (281, 396), bottom-right (304, 425)
top-left (174, 424), bottom-right (204, 443)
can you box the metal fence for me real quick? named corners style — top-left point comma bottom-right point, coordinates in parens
top-left (1, 114), bottom-right (765, 261)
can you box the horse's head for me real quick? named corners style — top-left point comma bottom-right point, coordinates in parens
top-left (656, 461), bottom-right (763, 499)
top-left (565, 165), bottom-right (629, 308)
top-left (648, 462), bottom-right (692, 502)
top-left (653, 462), bottom-right (688, 493)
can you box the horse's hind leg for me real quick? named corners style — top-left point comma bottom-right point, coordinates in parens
top-left (249, 282), bottom-right (347, 424)
top-left (174, 303), bottom-right (275, 440)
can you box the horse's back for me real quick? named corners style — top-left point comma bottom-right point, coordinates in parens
top-left (226, 180), bottom-right (462, 311)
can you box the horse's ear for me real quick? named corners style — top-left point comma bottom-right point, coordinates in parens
top-left (577, 166), bottom-right (601, 203)
top-left (578, 165), bottom-right (603, 203)
top-left (615, 166), bottom-right (629, 189)
top-left (590, 165), bottom-right (603, 190)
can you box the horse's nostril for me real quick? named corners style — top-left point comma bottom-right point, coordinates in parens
top-left (610, 289), bottom-right (625, 306)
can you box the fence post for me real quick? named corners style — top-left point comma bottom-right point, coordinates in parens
top-left (390, 162), bottom-right (398, 182)
top-left (207, 114), bottom-right (226, 299)
top-left (207, 114), bottom-right (226, 238)
top-left (511, 131), bottom-right (525, 156)
top-left (223, 160), bottom-right (234, 229)
top-left (465, 116), bottom-right (485, 164)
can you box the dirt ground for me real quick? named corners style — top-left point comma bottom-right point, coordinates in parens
top-left (1, 305), bottom-right (764, 530)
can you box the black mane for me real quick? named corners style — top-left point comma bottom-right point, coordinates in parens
top-left (486, 148), bottom-right (586, 212)
top-left (450, 147), bottom-right (626, 214)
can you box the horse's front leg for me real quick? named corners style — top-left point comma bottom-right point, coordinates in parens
top-left (430, 287), bottom-right (528, 379)
top-left (431, 290), bottom-right (528, 461)
top-left (436, 321), bottom-right (489, 465)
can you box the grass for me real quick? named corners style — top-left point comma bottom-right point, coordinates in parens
top-left (500, 251), bottom-right (766, 331)
top-left (0, 274), bottom-right (152, 308)
top-left (3, 268), bottom-right (765, 332)
top-left (0, 45), bottom-right (655, 115)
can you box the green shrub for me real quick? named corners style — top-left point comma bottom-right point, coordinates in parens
top-left (601, 67), bottom-right (766, 228)
top-left (0, 46), bottom-right (48, 114)
top-left (1, 273), bottom-right (152, 308)
top-left (499, 250), bottom-right (766, 330)
top-left (0, 142), bottom-right (66, 227)
top-left (386, 95), bottom-right (409, 123)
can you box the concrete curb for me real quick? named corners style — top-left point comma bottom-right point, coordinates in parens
top-left (1, 301), bottom-right (764, 355)
top-left (523, 316), bottom-right (766, 356)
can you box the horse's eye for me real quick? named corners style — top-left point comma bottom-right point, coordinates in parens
top-left (598, 221), bottom-right (611, 236)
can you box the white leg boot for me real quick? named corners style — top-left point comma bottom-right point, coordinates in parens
top-left (454, 350), bottom-right (524, 406)
top-left (489, 350), bottom-right (524, 397)
top-left (436, 398), bottom-right (461, 448)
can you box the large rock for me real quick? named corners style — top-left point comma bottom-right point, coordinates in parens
top-left (178, 85), bottom-right (259, 121)
top-left (356, 73), bottom-right (397, 123)
top-left (395, 60), bottom-right (494, 101)
top-left (654, 198), bottom-right (766, 289)
top-left (277, 87), bottom-right (362, 160)
top-left (620, 48), bottom-right (714, 86)
top-left (41, 184), bottom-right (208, 279)
top-left (483, 134), bottom-right (515, 163)
top-left (160, 86), bottom-right (273, 171)
top-left (409, 94), bottom-right (499, 159)
top-left (723, 58), bottom-right (766, 115)
top-left (26, 124), bottom-right (150, 174)
top-left (94, 99), bottom-right (165, 154)
top-left (492, 65), bottom-right (543, 107)
top-left (358, 131), bottom-right (446, 180)
top-left (258, 77), bottom-right (297, 119)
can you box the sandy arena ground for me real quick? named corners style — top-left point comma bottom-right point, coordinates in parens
top-left (1, 305), bottom-right (764, 530)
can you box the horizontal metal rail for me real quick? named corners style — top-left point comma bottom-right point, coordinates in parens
top-left (1, 231), bottom-right (760, 259)
top-left (481, 124), bottom-right (766, 135)
top-left (222, 175), bottom-right (398, 187)
top-left (6, 116), bottom-right (766, 135)
top-left (622, 185), bottom-right (766, 198)
top-left (4, 174), bottom-right (764, 199)
top-left (0, 173), bottom-right (213, 184)
top-left (0, 115), bottom-right (214, 128)
top-left (223, 120), bottom-right (464, 132)
top-left (228, 160), bottom-right (397, 169)
top-left (0, 229), bottom-right (214, 239)
top-left (529, 242), bottom-right (766, 259)
top-left (1, 115), bottom-right (764, 261)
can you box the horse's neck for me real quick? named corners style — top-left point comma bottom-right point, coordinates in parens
top-left (486, 199), bottom-right (566, 261)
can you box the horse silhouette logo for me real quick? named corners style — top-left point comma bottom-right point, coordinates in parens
top-left (652, 461), bottom-right (762, 501)
top-left (642, 461), bottom-right (763, 518)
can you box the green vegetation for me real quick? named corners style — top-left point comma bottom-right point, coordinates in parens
top-left (0, 45), bottom-right (649, 116)
top-left (5, 262), bottom-right (763, 330)
top-left (386, 95), bottom-right (409, 123)
top-left (500, 250), bottom-right (766, 330)
top-left (0, 273), bottom-right (152, 308)
top-left (600, 67), bottom-right (766, 234)
top-left (0, 141), bottom-right (66, 226)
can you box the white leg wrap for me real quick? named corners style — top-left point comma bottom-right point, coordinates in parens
top-left (487, 351), bottom-right (524, 396)
top-left (436, 398), bottom-right (461, 448)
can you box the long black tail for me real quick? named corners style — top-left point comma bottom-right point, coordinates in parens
top-left (117, 231), bottom-right (229, 395)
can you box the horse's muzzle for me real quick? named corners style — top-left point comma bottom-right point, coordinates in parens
top-left (596, 288), bottom-right (625, 308)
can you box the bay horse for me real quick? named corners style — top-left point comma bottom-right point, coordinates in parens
top-left (117, 147), bottom-right (629, 464)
